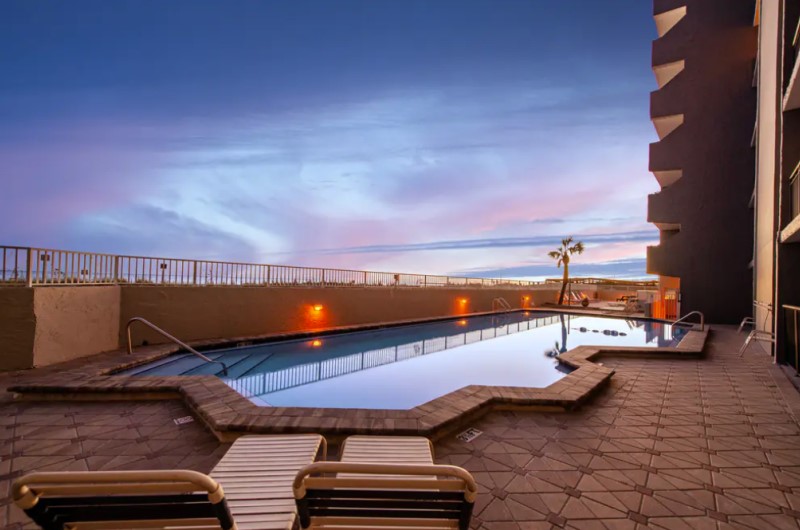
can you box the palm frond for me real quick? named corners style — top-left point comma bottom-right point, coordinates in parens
top-left (569, 242), bottom-right (585, 254)
top-left (547, 250), bottom-right (561, 259)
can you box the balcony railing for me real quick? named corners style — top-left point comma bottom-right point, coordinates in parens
top-left (0, 245), bottom-right (550, 289)
top-left (791, 163), bottom-right (800, 221)
top-left (784, 305), bottom-right (800, 375)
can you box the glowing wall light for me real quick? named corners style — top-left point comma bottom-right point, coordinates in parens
top-left (312, 304), bottom-right (324, 312)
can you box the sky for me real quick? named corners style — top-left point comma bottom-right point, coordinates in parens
top-left (0, 1), bottom-right (660, 280)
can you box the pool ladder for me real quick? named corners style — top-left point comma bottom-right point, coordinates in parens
top-left (126, 317), bottom-right (229, 375)
top-left (492, 297), bottom-right (512, 311)
top-left (672, 311), bottom-right (705, 331)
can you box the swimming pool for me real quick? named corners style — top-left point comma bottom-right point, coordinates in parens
top-left (123, 312), bottom-right (686, 409)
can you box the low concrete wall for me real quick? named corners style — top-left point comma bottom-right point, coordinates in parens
top-left (33, 286), bottom-right (121, 367)
top-left (5, 281), bottom-right (648, 369)
top-left (0, 287), bottom-right (36, 370)
top-left (121, 286), bottom-right (558, 346)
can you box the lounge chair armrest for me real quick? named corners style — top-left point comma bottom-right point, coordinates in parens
top-left (292, 462), bottom-right (478, 501)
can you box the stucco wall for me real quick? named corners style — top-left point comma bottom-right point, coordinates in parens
top-left (32, 286), bottom-right (121, 367)
top-left (121, 285), bottom-right (559, 346)
top-left (0, 287), bottom-right (36, 370)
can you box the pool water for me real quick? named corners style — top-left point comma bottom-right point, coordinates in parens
top-left (123, 312), bottom-right (686, 409)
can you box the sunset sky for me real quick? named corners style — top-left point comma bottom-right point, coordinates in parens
top-left (1, 1), bottom-right (659, 280)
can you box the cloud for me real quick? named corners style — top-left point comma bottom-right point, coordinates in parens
top-left (61, 204), bottom-right (260, 261)
top-left (456, 258), bottom-right (650, 280)
top-left (286, 230), bottom-right (657, 256)
top-left (0, 1), bottom-right (659, 279)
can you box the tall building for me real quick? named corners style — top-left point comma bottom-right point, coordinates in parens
top-left (646, 0), bottom-right (757, 325)
top-left (646, 0), bottom-right (800, 370)
top-left (755, 0), bottom-right (800, 369)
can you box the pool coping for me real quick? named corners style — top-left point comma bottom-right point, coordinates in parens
top-left (7, 310), bottom-right (709, 442)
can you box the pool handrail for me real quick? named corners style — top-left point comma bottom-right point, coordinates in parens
top-left (126, 317), bottom-right (228, 375)
top-left (672, 310), bottom-right (705, 331)
top-left (492, 297), bottom-right (512, 310)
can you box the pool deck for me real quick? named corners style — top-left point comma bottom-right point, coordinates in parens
top-left (3, 313), bottom-right (707, 441)
top-left (2, 326), bottom-right (799, 529)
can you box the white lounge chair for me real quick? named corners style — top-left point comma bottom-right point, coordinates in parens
top-left (14, 433), bottom-right (327, 530)
top-left (293, 435), bottom-right (477, 530)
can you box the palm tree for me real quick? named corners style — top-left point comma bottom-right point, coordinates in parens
top-left (548, 237), bottom-right (585, 305)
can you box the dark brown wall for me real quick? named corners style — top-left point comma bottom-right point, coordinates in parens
top-left (776, 2), bottom-right (800, 365)
top-left (647, 0), bottom-right (757, 324)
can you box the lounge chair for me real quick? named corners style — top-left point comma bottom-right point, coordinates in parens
top-left (294, 435), bottom-right (477, 530)
top-left (341, 435), bottom-right (434, 467)
top-left (211, 434), bottom-right (326, 530)
top-left (13, 469), bottom-right (236, 529)
top-left (13, 433), bottom-right (326, 530)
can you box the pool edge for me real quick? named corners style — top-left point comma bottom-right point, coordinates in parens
top-left (8, 319), bottom-right (709, 442)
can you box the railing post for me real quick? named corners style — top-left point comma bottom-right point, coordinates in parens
top-left (424, 275), bottom-right (427, 287)
top-left (192, 261), bottom-right (198, 285)
top-left (113, 256), bottom-right (120, 282)
top-left (794, 309), bottom-right (798, 375)
top-left (25, 248), bottom-right (33, 287)
top-left (266, 265), bottom-right (271, 285)
top-left (321, 269), bottom-right (326, 286)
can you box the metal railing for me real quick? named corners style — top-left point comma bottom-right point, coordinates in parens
top-left (790, 162), bottom-right (800, 221)
top-left (1, 245), bottom-right (548, 289)
top-left (784, 305), bottom-right (800, 375)
top-left (126, 317), bottom-right (228, 375)
top-left (672, 310), bottom-right (704, 331)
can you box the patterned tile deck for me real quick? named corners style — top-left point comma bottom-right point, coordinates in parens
top-left (1, 326), bottom-right (799, 529)
top-left (0, 399), bottom-right (229, 529)
top-left (434, 327), bottom-right (800, 529)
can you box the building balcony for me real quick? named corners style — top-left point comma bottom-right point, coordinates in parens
top-left (653, 59), bottom-right (685, 90)
top-left (652, 169), bottom-right (683, 189)
top-left (653, 0), bottom-right (686, 15)
top-left (651, 114), bottom-right (684, 140)
top-left (647, 238), bottom-right (681, 278)
top-left (780, 163), bottom-right (800, 243)
top-left (649, 126), bottom-right (685, 173)
top-left (652, 6), bottom-right (689, 67)
top-left (647, 190), bottom-right (681, 230)
top-left (784, 16), bottom-right (800, 110)
top-left (654, 5), bottom-right (686, 38)
top-left (651, 67), bottom-right (687, 117)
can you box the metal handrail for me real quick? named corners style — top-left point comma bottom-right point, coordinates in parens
top-left (1, 245), bottom-right (547, 289)
top-left (784, 305), bottom-right (800, 375)
top-left (2, 244), bottom-right (665, 290)
top-left (492, 297), bottom-right (512, 310)
top-left (126, 317), bottom-right (228, 375)
top-left (672, 310), bottom-right (705, 331)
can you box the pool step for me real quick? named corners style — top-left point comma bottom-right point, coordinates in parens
top-left (133, 354), bottom-right (209, 376)
top-left (181, 350), bottom-right (254, 376)
top-left (225, 351), bottom-right (280, 379)
top-left (122, 353), bottom-right (194, 376)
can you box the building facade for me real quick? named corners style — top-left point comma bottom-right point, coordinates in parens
top-left (646, 0), bottom-right (758, 325)
top-left (646, 0), bottom-right (800, 370)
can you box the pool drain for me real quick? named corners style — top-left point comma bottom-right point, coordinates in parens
top-left (456, 427), bottom-right (483, 443)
